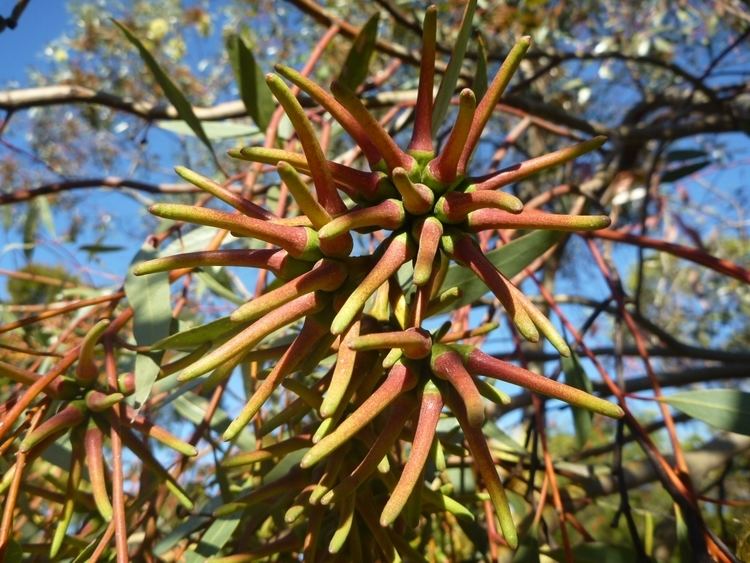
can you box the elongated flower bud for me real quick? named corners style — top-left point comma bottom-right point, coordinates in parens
top-left (435, 190), bottom-right (523, 224)
top-left (467, 208), bottom-right (611, 232)
top-left (84, 421), bottom-right (113, 520)
top-left (348, 328), bottom-right (431, 360)
top-left (380, 382), bottom-right (443, 526)
top-left (445, 388), bottom-right (518, 549)
top-left (149, 203), bottom-right (321, 261)
top-left (223, 314), bottom-right (330, 441)
top-left (472, 136), bottom-right (607, 191)
top-left (222, 436), bottom-right (311, 469)
top-left (413, 217), bottom-right (443, 286)
top-left (408, 5), bottom-right (437, 153)
top-left (134, 248), bottom-right (307, 280)
top-left (84, 390), bottom-right (124, 412)
top-left (320, 320), bottom-right (360, 418)
top-left (174, 165), bottom-right (271, 219)
top-left (428, 88), bottom-right (476, 185)
top-left (318, 199), bottom-right (405, 241)
top-left (391, 167), bottom-right (434, 214)
top-left (178, 292), bottom-right (326, 381)
top-left (75, 319), bottom-right (110, 386)
top-left (431, 346), bottom-right (485, 427)
top-left (465, 349), bottom-right (624, 418)
top-left (19, 401), bottom-right (86, 452)
top-left (231, 260), bottom-right (347, 323)
top-left (50, 436), bottom-right (83, 558)
top-left (458, 36), bottom-right (531, 175)
top-left (301, 362), bottom-right (417, 468)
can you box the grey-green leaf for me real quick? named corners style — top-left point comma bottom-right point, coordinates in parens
top-left (472, 33), bottom-right (488, 100)
top-left (437, 230), bottom-right (562, 312)
top-left (226, 33), bottom-right (275, 130)
top-left (156, 119), bottom-right (262, 140)
top-left (562, 351), bottom-right (593, 447)
top-left (432, 0), bottom-right (477, 134)
top-left (124, 244), bottom-right (172, 407)
top-left (113, 19), bottom-right (219, 168)
top-left (662, 389), bottom-right (750, 436)
top-left (338, 13), bottom-right (380, 91)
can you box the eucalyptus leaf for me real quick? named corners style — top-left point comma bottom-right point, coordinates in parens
top-left (662, 389), bottom-right (750, 435)
top-left (156, 119), bottom-right (262, 140)
top-left (432, 0), bottom-right (477, 134)
top-left (338, 13), bottom-right (380, 91)
top-left (113, 19), bottom-right (219, 168)
top-left (562, 351), bottom-right (593, 447)
top-left (124, 244), bottom-right (172, 407)
top-left (660, 160), bottom-right (711, 183)
top-left (226, 33), bottom-right (275, 129)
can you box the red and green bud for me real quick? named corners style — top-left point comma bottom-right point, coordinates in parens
top-left (331, 232), bottom-right (414, 335)
top-left (222, 436), bottom-right (311, 469)
top-left (467, 208), bottom-right (611, 233)
top-left (318, 199), bottom-right (405, 241)
top-left (465, 349), bottom-right (624, 418)
top-left (178, 291), bottom-right (326, 382)
top-left (472, 136), bottom-right (607, 191)
top-left (84, 390), bottom-right (124, 412)
top-left (427, 88), bottom-right (476, 185)
top-left (75, 318), bottom-right (109, 386)
top-left (392, 167), bottom-right (434, 215)
top-left (320, 320), bottom-right (360, 418)
top-left (19, 401), bottom-right (86, 453)
top-left (174, 165), bottom-right (271, 220)
top-left (435, 189), bottom-right (523, 224)
top-left (413, 217), bottom-right (443, 286)
top-left (231, 260), bottom-right (347, 323)
top-left (84, 421), bottom-right (113, 520)
top-left (301, 362), bottom-right (417, 468)
top-left (148, 203), bottom-right (321, 261)
top-left (380, 382), bottom-right (443, 526)
top-left (348, 328), bottom-right (432, 360)
top-left (458, 36), bottom-right (532, 175)
top-left (266, 74), bottom-right (347, 216)
top-left (408, 5), bottom-right (437, 153)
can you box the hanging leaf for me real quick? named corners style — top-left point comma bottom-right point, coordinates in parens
top-left (432, 0), bottom-right (477, 134)
top-left (151, 316), bottom-right (241, 350)
top-left (113, 19), bottom-right (220, 168)
top-left (124, 244), bottom-right (172, 408)
top-left (437, 230), bottom-right (562, 311)
top-left (22, 200), bottom-right (39, 261)
top-left (472, 32), bottom-right (488, 100)
top-left (661, 389), bottom-right (750, 436)
top-left (562, 351), bottom-right (594, 447)
top-left (189, 515), bottom-right (242, 559)
top-left (338, 13), bottom-right (380, 91)
top-left (225, 33), bottom-right (275, 130)
top-left (660, 160), bottom-right (711, 183)
top-left (512, 529), bottom-right (540, 563)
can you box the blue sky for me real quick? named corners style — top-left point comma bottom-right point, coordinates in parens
top-left (0, 0), bottom-right (67, 83)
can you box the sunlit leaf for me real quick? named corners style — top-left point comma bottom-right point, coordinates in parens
top-left (338, 13), bottom-right (380, 91)
top-left (432, 0), bottom-right (477, 134)
top-left (124, 244), bottom-right (172, 407)
top-left (226, 33), bottom-right (275, 130)
top-left (156, 119), bottom-right (263, 140)
top-left (661, 389), bottom-right (750, 435)
top-left (113, 19), bottom-right (219, 167)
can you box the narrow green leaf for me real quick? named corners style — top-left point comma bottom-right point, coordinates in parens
top-left (156, 119), bottom-right (263, 140)
top-left (37, 196), bottom-right (56, 237)
top-left (195, 269), bottom-right (245, 305)
top-left (191, 515), bottom-right (241, 558)
top-left (512, 528), bottom-right (540, 563)
top-left (561, 351), bottom-right (593, 448)
top-left (151, 316), bottom-right (243, 350)
top-left (431, 0), bottom-right (477, 135)
top-left (124, 244), bottom-right (172, 407)
top-left (338, 13), bottom-right (380, 91)
top-left (79, 244), bottom-right (125, 254)
top-left (660, 160), bottom-right (711, 183)
top-left (674, 505), bottom-right (691, 563)
top-left (437, 230), bottom-right (562, 312)
top-left (173, 392), bottom-right (254, 450)
top-left (226, 33), bottom-right (275, 129)
top-left (23, 200), bottom-right (38, 261)
top-left (113, 19), bottom-right (219, 167)
top-left (661, 389), bottom-right (750, 435)
top-left (472, 33), bottom-right (488, 100)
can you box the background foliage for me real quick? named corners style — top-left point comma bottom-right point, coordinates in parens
top-left (0, 0), bottom-right (749, 561)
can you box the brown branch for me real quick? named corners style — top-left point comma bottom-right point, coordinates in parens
top-left (0, 177), bottom-right (202, 205)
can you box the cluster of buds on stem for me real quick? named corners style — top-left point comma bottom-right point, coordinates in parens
top-left (134, 5), bottom-right (622, 557)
